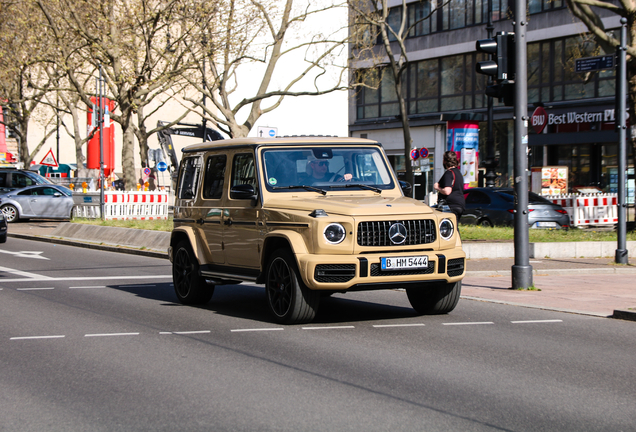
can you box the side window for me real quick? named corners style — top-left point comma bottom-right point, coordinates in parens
top-left (203, 154), bottom-right (227, 199)
top-left (466, 191), bottom-right (491, 205)
top-left (231, 153), bottom-right (257, 191)
top-left (177, 157), bottom-right (202, 200)
top-left (13, 173), bottom-right (34, 188)
top-left (40, 187), bottom-right (60, 196)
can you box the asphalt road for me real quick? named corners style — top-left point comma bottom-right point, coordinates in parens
top-left (1, 238), bottom-right (635, 431)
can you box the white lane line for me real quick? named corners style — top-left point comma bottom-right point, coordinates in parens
top-left (0, 275), bottom-right (172, 283)
top-left (231, 328), bottom-right (284, 333)
top-left (443, 322), bottom-right (494, 326)
top-left (301, 326), bottom-right (355, 330)
top-left (0, 265), bottom-right (53, 280)
top-left (11, 335), bottom-right (65, 340)
top-left (511, 319), bottom-right (563, 324)
top-left (160, 330), bottom-right (211, 335)
top-left (84, 332), bottom-right (140, 338)
top-left (17, 287), bottom-right (55, 291)
top-left (69, 286), bottom-right (107, 289)
top-left (373, 323), bottom-right (425, 328)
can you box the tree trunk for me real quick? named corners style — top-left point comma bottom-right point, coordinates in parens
top-left (121, 122), bottom-right (137, 190)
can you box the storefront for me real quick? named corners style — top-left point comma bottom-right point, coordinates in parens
top-left (528, 104), bottom-right (635, 202)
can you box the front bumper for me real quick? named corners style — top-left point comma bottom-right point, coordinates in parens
top-left (296, 247), bottom-right (466, 291)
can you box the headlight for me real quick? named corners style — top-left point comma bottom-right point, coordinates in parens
top-left (439, 218), bottom-right (454, 240)
top-left (323, 223), bottom-right (346, 244)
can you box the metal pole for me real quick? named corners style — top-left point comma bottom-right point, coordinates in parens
top-left (484, 0), bottom-right (497, 187)
top-left (615, 18), bottom-right (628, 264)
top-left (99, 65), bottom-right (105, 221)
top-left (511, 0), bottom-right (532, 289)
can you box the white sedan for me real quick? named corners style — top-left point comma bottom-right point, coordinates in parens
top-left (0, 184), bottom-right (74, 222)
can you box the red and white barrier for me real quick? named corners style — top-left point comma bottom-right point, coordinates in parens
top-left (545, 193), bottom-right (618, 227)
top-left (73, 191), bottom-right (170, 220)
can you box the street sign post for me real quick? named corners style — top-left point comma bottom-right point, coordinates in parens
top-left (575, 55), bottom-right (615, 73)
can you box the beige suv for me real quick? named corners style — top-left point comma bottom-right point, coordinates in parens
top-left (169, 137), bottom-right (465, 324)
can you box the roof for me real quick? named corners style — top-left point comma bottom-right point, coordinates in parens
top-left (182, 136), bottom-right (379, 153)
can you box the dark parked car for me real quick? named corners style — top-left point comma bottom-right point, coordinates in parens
top-left (0, 210), bottom-right (7, 243)
top-left (460, 187), bottom-right (570, 229)
top-left (0, 184), bottom-right (74, 222)
top-left (0, 168), bottom-right (53, 194)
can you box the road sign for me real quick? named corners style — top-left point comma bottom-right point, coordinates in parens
top-left (410, 148), bottom-right (419, 160)
top-left (39, 149), bottom-right (58, 167)
top-left (157, 161), bottom-right (168, 172)
top-left (257, 126), bottom-right (278, 138)
top-left (143, 167), bottom-right (151, 176)
top-left (575, 55), bottom-right (615, 73)
top-left (419, 148), bottom-right (429, 159)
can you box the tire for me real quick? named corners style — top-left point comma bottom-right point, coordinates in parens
top-left (266, 249), bottom-right (320, 324)
top-left (1, 205), bottom-right (19, 223)
top-left (172, 240), bottom-right (214, 305)
top-left (479, 218), bottom-right (493, 228)
top-left (406, 280), bottom-right (462, 315)
top-left (0, 233), bottom-right (6, 243)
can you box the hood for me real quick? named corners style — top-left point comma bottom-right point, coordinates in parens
top-left (263, 194), bottom-right (433, 216)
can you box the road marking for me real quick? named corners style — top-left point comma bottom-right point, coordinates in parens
top-left (160, 330), bottom-right (211, 335)
top-left (0, 265), bottom-right (53, 280)
top-left (373, 323), bottom-right (425, 328)
top-left (231, 328), bottom-right (284, 333)
top-left (511, 319), bottom-right (563, 324)
top-left (443, 322), bottom-right (494, 326)
top-left (11, 335), bottom-right (65, 340)
top-left (69, 286), bottom-right (107, 289)
top-left (17, 287), bottom-right (55, 291)
top-left (0, 275), bottom-right (172, 283)
top-left (84, 332), bottom-right (140, 338)
top-left (301, 326), bottom-right (355, 330)
top-left (0, 250), bottom-right (49, 260)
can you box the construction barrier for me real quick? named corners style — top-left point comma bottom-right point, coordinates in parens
top-left (546, 193), bottom-right (618, 227)
top-left (73, 191), bottom-right (170, 220)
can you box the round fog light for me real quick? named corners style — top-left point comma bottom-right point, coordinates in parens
top-left (439, 219), bottom-right (454, 240)
top-left (324, 223), bottom-right (346, 244)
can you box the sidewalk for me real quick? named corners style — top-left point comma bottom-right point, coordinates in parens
top-left (5, 221), bottom-right (636, 321)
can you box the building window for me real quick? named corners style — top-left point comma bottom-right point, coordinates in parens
top-left (528, 0), bottom-right (563, 14)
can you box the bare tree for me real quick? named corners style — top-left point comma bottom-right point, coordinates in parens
top-left (348, 0), bottom-right (446, 187)
top-left (565, 0), bottom-right (636, 165)
top-left (35, 0), bottom-right (203, 189)
top-left (181, 0), bottom-right (351, 139)
top-left (0, 0), bottom-right (56, 166)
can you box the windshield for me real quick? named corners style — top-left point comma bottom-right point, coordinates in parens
top-left (26, 171), bottom-right (53, 184)
top-left (262, 147), bottom-right (395, 193)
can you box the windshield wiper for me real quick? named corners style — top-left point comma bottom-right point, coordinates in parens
top-left (331, 184), bottom-right (382, 193)
top-left (272, 185), bottom-right (327, 195)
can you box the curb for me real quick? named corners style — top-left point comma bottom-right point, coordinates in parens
top-left (612, 309), bottom-right (636, 322)
top-left (8, 233), bottom-right (168, 259)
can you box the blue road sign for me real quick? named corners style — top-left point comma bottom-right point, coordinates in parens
top-left (157, 161), bottom-right (168, 172)
top-left (575, 55), bottom-right (615, 73)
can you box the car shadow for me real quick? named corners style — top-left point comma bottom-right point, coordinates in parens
top-left (109, 282), bottom-right (419, 325)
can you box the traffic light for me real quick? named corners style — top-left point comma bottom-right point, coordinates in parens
top-left (485, 83), bottom-right (514, 107)
top-left (475, 32), bottom-right (515, 82)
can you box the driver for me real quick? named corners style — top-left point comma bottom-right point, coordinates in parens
top-left (305, 158), bottom-right (352, 183)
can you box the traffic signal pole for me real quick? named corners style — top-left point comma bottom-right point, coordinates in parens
top-left (511, 0), bottom-right (532, 289)
top-left (615, 17), bottom-right (629, 264)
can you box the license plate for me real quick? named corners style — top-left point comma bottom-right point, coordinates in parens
top-left (536, 221), bottom-right (557, 228)
top-left (381, 255), bottom-right (428, 271)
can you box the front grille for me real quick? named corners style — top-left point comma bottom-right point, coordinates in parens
top-left (447, 258), bottom-right (465, 277)
top-left (357, 220), bottom-right (436, 246)
top-left (315, 264), bottom-right (356, 283)
top-left (370, 261), bottom-right (435, 277)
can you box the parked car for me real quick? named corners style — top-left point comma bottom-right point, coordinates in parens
top-left (0, 184), bottom-right (74, 222)
top-left (0, 167), bottom-right (53, 195)
top-left (0, 210), bottom-right (7, 242)
top-left (460, 187), bottom-right (570, 229)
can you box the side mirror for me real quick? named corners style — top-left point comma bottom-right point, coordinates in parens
top-left (230, 184), bottom-right (257, 200)
top-left (399, 180), bottom-right (412, 196)
top-left (53, 193), bottom-right (62, 197)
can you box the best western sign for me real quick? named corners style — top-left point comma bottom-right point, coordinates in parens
top-left (531, 106), bottom-right (616, 134)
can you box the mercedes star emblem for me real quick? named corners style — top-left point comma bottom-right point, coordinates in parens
top-left (388, 222), bottom-right (407, 245)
